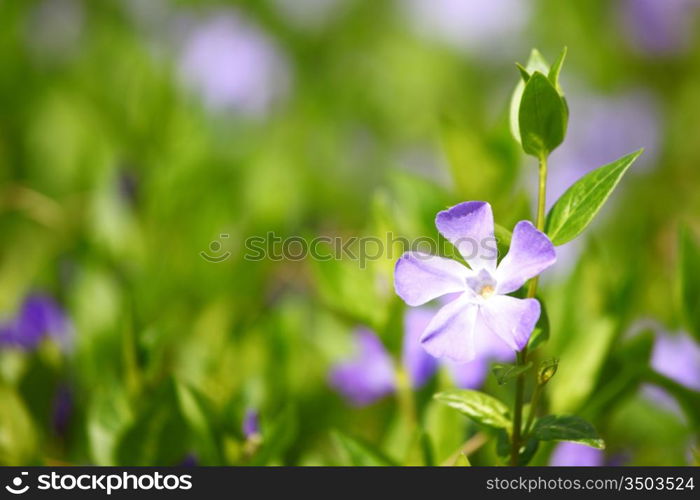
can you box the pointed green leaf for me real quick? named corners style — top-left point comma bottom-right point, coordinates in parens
top-left (516, 63), bottom-right (531, 83)
top-left (492, 362), bottom-right (533, 385)
top-left (510, 49), bottom-right (551, 144)
top-left (680, 227), bottom-right (700, 342)
top-left (333, 431), bottom-right (398, 466)
top-left (533, 415), bottom-right (605, 449)
top-left (547, 47), bottom-right (567, 93)
top-left (455, 452), bottom-right (471, 466)
top-left (545, 150), bottom-right (643, 245)
top-left (434, 389), bottom-right (511, 430)
top-left (518, 72), bottom-right (568, 158)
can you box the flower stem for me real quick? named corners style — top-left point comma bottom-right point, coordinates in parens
top-left (510, 155), bottom-right (548, 466)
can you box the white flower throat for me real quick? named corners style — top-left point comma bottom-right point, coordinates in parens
top-left (466, 268), bottom-right (497, 300)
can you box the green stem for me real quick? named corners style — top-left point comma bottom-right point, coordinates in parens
top-left (510, 155), bottom-right (548, 466)
top-left (524, 381), bottom-right (543, 436)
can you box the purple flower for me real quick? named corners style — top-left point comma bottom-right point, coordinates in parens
top-left (550, 442), bottom-right (604, 466)
top-left (547, 90), bottom-right (660, 207)
top-left (242, 408), bottom-right (261, 438)
top-left (0, 294), bottom-right (71, 350)
top-left (619, 0), bottom-right (699, 56)
top-left (394, 201), bottom-right (555, 363)
top-left (650, 331), bottom-right (700, 391)
top-left (400, 0), bottom-right (531, 54)
top-left (52, 385), bottom-right (73, 437)
top-left (177, 11), bottom-right (290, 116)
top-left (404, 304), bottom-right (514, 388)
top-left (641, 330), bottom-right (700, 417)
top-left (179, 453), bottom-right (198, 466)
top-left (329, 328), bottom-right (396, 406)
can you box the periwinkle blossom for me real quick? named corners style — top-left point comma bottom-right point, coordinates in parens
top-left (619, 0), bottom-right (699, 56)
top-left (394, 201), bottom-right (555, 363)
top-left (550, 442), bottom-right (604, 466)
top-left (547, 89), bottom-right (660, 207)
top-left (537, 89), bottom-right (660, 278)
top-left (272, 0), bottom-right (346, 31)
top-left (0, 294), bottom-right (72, 351)
top-left (642, 331), bottom-right (700, 416)
top-left (242, 408), bottom-right (261, 439)
top-left (400, 0), bottom-right (531, 55)
top-left (25, 0), bottom-right (84, 62)
top-left (329, 328), bottom-right (396, 406)
top-left (331, 305), bottom-right (517, 406)
top-left (404, 307), bottom-right (514, 389)
top-left (177, 12), bottom-right (290, 116)
top-left (52, 385), bottom-right (73, 437)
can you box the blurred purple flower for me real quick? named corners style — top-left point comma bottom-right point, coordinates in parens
top-left (404, 305), bottom-right (514, 389)
top-left (537, 89), bottom-right (661, 279)
top-left (179, 453), bottom-right (198, 466)
top-left (394, 201), bottom-right (555, 363)
top-left (402, 309), bottom-right (439, 388)
top-left (272, 0), bottom-right (346, 31)
top-left (329, 328), bottom-right (396, 406)
top-left (651, 331), bottom-right (700, 391)
top-left (177, 11), bottom-right (290, 116)
top-left (52, 385), bottom-right (73, 437)
top-left (548, 89), bottom-right (661, 207)
top-left (400, 0), bottom-right (531, 54)
top-left (0, 294), bottom-right (72, 350)
top-left (26, 0), bottom-right (84, 61)
top-left (619, 0), bottom-right (699, 56)
top-left (642, 330), bottom-right (700, 417)
top-left (242, 408), bottom-right (261, 438)
top-left (550, 442), bottom-right (605, 466)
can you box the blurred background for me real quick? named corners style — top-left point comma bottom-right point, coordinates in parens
top-left (0, 0), bottom-right (699, 466)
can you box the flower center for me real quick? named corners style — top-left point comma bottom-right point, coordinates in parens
top-left (466, 268), bottom-right (497, 300)
top-left (479, 284), bottom-right (495, 298)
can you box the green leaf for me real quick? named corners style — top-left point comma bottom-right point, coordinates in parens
top-left (533, 415), bottom-right (605, 449)
top-left (547, 47), bottom-right (567, 93)
top-left (518, 72), bottom-right (568, 158)
top-left (250, 406), bottom-right (298, 466)
top-left (545, 150), bottom-right (643, 245)
top-left (528, 298), bottom-right (550, 350)
top-left (434, 389), bottom-right (511, 430)
top-left (454, 452), bottom-right (471, 466)
top-left (679, 226), bottom-right (700, 342)
top-left (334, 431), bottom-right (398, 466)
top-left (516, 63), bottom-right (531, 83)
top-left (116, 380), bottom-right (190, 466)
top-left (492, 362), bottom-right (532, 385)
top-left (510, 49), bottom-right (551, 144)
top-left (548, 317), bottom-right (616, 413)
top-left (175, 382), bottom-right (221, 463)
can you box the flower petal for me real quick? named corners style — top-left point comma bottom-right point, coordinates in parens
top-left (478, 296), bottom-right (540, 351)
top-left (435, 201), bottom-right (497, 272)
top-left (394, 252), bottom-right (468, 306)
top-left (495, 221), bottom-right (556, 294)
top-left (420, 297), bottom-right (477, 363)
